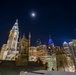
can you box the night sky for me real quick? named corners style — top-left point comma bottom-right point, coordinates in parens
top-left (0, 0), bottom-right (76, 47)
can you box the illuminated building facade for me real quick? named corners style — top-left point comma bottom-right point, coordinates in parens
top-left (47, 36), bottom-right (54, 53)
top-left (29, 46), bottom-right (37, 61)
top-left (7, 19), bottom-right (19, 51)
top-left (0, 20), bottom-right (19, 60)
top-left (55, 47), bottom-right (68, 71)
top-left (63, 41), bottom-right (75, 72)
top-left (69, 40), bottom-right (76, 71)
top-left (29, 44), bottom-right (57, 71)
top-left (29, 45), bottom-right (47, 62)
top-left (15, 35), bottom-right (29, 66)
top-left (44, 54), bottom-right (56, 71)
top-left (0, 44), bottom-right (7, 59)
top-left (0, 19), bottom-right (76, 71)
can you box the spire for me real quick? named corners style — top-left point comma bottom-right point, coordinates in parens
top-left (16, 19), bottom-right (18, 23)
top-left (23, 34), bottom-right (25, 38)
top-left (12, 19), bottom-right (19, 33)
top-left (29, 32), bottom-right (31, 47)
top-left (15, 19), bottom-right (18, 25)
top-left (29, 32), bottom-right (31, 38)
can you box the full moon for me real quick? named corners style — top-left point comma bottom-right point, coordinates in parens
top-left (31, 12), bottom-right (35, 17)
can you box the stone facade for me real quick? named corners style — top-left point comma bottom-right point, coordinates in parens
top-left (15, 35), bottom-right (29, 66)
